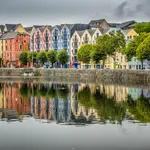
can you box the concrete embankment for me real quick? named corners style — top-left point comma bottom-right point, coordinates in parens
top-left (0, 68), bottom-right (150, 84)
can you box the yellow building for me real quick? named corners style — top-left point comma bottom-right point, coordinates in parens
top-left (70, 28), bottom-right (102, 69)
top-left (4, 24), bottom-right (27, 33)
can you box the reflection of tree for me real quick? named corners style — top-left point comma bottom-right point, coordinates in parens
top-left (57, 84), bottom-right (69, 100)
top-left (77, 85), bottom-right (126, 124)
top-left (125, 91), bottom-right (150, 123)
top-left (19, 83), bottom-right (69, 101)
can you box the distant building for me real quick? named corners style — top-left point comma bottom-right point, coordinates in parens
top-left (0, 32), bottom-right (30, 67)
top-left (33, 26), bottom-right (52, 52)
top-left (70, 28), bottom-right (102, 68)
top-left (4, 24), bottom-right (27, 33)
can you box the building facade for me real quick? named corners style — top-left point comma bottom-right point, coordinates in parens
top-left (1, 32), bottom-right (30, 67)
top-left (70, 28), bottom-right (102, 69)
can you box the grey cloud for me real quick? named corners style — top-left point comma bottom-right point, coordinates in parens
top-left (114, 0), bottom-right (150, 21)
top-left (0, 0), bottom-right (149, 26)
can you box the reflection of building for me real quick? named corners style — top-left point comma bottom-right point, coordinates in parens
top-left (71, 84), bottom-right (99, 122)
top-left (4, 83), bottom-right (31, 115)
top-left (34, 97), bottom-right (52, 120)
top-left (104, 85), bottom-right (128, 102)
top-left (52, 96), bottom-right (71, 123)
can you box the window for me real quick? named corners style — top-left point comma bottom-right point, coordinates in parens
top-left (96, 33), bottom-right (99, 38)
top-left (20, 45), bottom-right (22, 50)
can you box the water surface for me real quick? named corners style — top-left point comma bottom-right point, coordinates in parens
top-left (0, 82), bottom-right (150, 150)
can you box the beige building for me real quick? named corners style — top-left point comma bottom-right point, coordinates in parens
top-left (70, 28), bottom-right (102, 69)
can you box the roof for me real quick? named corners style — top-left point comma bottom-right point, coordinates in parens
top-left (116, 20), bottom-right (136, 29)
top-left (5, 24), bottom-right (21, 32)
top-left (25, 27), bottom-right (33, 32)
top-left (89, 19), bottom-right (106, 24)
top-left (1, 32), bottom-right (17, 39)
top-left (1, 32), bottom-right (29, 40)
top-left (39, 27), bottom-right (45, 33)
top-left (76, 30), bottom-right (85, 37)
top-left (62, 24), bottom-right (75, 30)
top-left (33, 25), bottom-right (44, 29)
top-left (122, 29), bottom-right (132, 35)
top-left (109, 23), bottom-right (120, 27)
top-left (87, 29), bottom-right (97, 36)
top-left (0, 25), bottom-right (4, 33)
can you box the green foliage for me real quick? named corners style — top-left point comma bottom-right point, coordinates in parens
top-left (47, 50), bottom-right (57, 67)
top-left (19, 51), bottom-right (29, 66)
top-left (136, 35), bottom-right (150, 63)
top-left (125, 92), bottom-right (150, 123)
top-left (108, 30), bottom-right (126, 56)
top-left (135, 22), bottom-right (150, 34)
top-left (36, 51), bottom-right (48, 65)
top-left (57, 84), bottom-right (69, 100)
top-left (28, 52), bottom-right (37, 63)
top-left (123, 33), bottom-right (149, 66)
top-left (77, 85), bottom-right (126, 124)
top-left (56, 50), bottom-right (69, 67)
top-left (77, 44), bottom-right (92, 64)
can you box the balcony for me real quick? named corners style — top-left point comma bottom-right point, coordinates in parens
top-left (84, 37), bottom-right (89, 41)
top-left (72, 38), bottom-right (78, 42)
top-left (74, 45), bottom-right (78, 49)
top-left (62, 31), bottom-right (67, 35)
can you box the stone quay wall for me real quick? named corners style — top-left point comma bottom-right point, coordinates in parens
top-left (0, 68), bottom-right (150, 84)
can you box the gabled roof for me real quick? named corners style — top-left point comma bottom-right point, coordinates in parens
top-left (39, 27), bottom-right (45, 33)
top-left (122, 29), bottom-right (132, 35)
top-left (116, 20), bottom-right (136, 29)
top-left (87, 29), bottom-right (97, 36)
top-left (61, 24), bottom-right (75, 30)
top-left (76, 30), bottom-right (85, 37)
top-left (5, 24), bottom-right (21, 32)
top-left (25, 27), bottom-right (33, 32)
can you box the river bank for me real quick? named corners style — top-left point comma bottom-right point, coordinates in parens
top-left (0, 68), bottom-right (150, 84)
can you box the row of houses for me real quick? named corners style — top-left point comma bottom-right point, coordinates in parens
top-left (0, 19), bottom-right (149, 69)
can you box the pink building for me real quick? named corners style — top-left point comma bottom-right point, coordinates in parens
top-left (34, 26), bottom-right (51, 52)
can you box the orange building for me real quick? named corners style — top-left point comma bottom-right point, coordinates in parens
top-left (4, 83), bottom-right (31, 115)
top-left (1, 32), bottom-right (30, 67)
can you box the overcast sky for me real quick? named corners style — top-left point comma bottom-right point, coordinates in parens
top-left (0, 0), bottom-right (150, 27)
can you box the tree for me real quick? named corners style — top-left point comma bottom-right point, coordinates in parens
top-left (36, 51), bottom-right (48, 66)
top-left (91, 44), bottom-right (107, 68)
top-left (135, 22), bottom-right (150, 34)
top-left (56, 50), bottom-right (69, 68)
top-left (28, 52), bottom-right (37, 66)
top-left (77, 44), bottom-right (92, 67)
top-left (19, 51), bottom-right (29, 66)
top-left (47, 50), bottom-right (57, 67)
top-left (108, 30), bottom-right (126, 69)
top-left (136, 35), bottom-right (150, 68)
top-left (123, 33), bottom-right (149, 67)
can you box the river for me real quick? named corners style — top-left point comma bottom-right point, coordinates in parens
top-left (0, 81), bottom-right (150, 150)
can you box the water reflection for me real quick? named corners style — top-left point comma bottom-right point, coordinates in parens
top-left (0, 82), bottom-right (150, 124)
